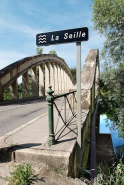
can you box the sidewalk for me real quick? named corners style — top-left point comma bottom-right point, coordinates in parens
top-left (0, 106), bottom-right (89, 179)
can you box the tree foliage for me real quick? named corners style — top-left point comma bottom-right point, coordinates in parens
top-left (49, 50), bottom-right (57, 56)
top-left (36, 47), bottom-right (43, 55)
top-left (92, 0), bottom-right (124, 130)
top-left (99, 63), bottom-right (124, 125)
top-left (92, 0), bottom-right (124, 64)
top-left (70, 67), bottom-right (76, 82)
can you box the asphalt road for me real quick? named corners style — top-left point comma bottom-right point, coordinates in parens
top-left (0, 97), bottom-right (63, 137)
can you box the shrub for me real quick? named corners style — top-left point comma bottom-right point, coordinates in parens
top-left (94, 159), bottom-right (124, 185)
top-left (7, 163), bottom-right (35, 185)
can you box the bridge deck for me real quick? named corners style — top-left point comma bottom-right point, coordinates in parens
top-left (1, 107), bottom-right (89, 176)
top-left (5, 109), bottom-right (89, 151)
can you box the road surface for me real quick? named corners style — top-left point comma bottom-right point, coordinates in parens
top-left (0, 97), bottom-right (63, 137)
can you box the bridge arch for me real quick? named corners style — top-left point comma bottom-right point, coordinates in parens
top-left (0, 54), bottom-right (75, 101)
top-left (81, 49), bottom-right (99, 110)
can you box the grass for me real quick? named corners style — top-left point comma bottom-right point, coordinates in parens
top-left (94, 159), bottom-right (124, 185)
top-left (10, 143), bottom-right (18, 147)
top-left (6, 163), bottom-right (35, 185)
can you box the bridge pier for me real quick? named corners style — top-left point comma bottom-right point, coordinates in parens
top-left (66, 72), bottom-right (68, 93)
top-left (10, 79), bottom-right (18, 100)
top-left (61, 67), bottom-right (64, 94)
top-left (54, 63), bottom-right (58, 95)
top-left (32, 66), bottom-right (38, 97)
top-left (68, 77), bottom-right (70, 90)
top-left (64, 70), bottom-right (67, 93)
top-left (39, 63), bottom-right (45, 96)
top-left (66, 75), bottom-right (68, 92)
top-left (45, 63), bottom-right (50, 96)
top-left (68, 74), bottom-right (70, 91)
top-left (58, 65), bottom-right (61, 94)
top-left (50, 62), bottom-right (54, 94)
top-left (67, 74), bottom-right (69, 92)
top-left (22, 71), bottom-right (29, 98)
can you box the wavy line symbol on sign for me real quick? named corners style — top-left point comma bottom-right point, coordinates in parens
top-left (39, 38), bottom-right (46, 41)
top-left (39, 41), bottom-right (47, 43)
top-left (38, 34), bottom-right (47, 43)
top-left (39, 35), bottom-right (46, 38)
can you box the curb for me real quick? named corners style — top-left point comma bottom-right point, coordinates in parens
top-left (0, 112), bottom-right (48, 159)
top-left (0, 112), bottom-right (71, 176)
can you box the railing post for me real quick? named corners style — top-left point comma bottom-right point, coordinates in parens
top-left (73, 92), bottom-right (74, 114)
top-left (64, 96), bottom-right (66, 123)
top-left (45, 85), bottom-right (55, 146)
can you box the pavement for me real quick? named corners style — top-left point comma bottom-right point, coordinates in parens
top-left (0, 100), bottom-right (89, 178)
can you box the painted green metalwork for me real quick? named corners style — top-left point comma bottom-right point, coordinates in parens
top-left (45, 85), bottom-right (76, 146)
top-left (45, 85), bottom-right (55, 146)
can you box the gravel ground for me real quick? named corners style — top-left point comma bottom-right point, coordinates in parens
top-left (0, 157), bottom-right (15, 185)
top-left (0, 156), bottom-right (87, 185)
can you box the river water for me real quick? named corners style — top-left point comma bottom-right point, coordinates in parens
top-left (100, 115), bottom-right (124, 156)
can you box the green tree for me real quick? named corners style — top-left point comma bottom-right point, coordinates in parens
top-left (92, 0), bottom-right (124, 64)
top-left (18, 83), bottom-right (22, 92)
top-left (48, 50), bottom-right (65, 61)
top-left (3, 86), bottom-right (10, 100)
top-left (36, 47), bottom-right (43, 55)
top-left (70, 67), bottom-right (76, 82)
top-left (92, 0), bottom-right (124, 130)
top-left (99, 63), bottom-right (124, 125)
top-left (49, 50), bottom-right (57, 56)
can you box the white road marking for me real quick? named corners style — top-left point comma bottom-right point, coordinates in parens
top-left (0, 103), bottom-right (33, 112)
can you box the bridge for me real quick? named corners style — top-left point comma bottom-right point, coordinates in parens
top-left (0, 54), bottom-right (75, 101)
top-left (0, 49), bottom-right (100, 180)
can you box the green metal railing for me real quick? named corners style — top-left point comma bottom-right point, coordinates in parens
top-left (45, 85), bottom-right (77, 146)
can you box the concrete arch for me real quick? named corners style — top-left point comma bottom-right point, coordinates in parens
top-left (0, 54), bottom-right (76, 101)
top-left (81, 49), bottom-right (99, 110)
top-left (69, 49), bottom-right (99, 110)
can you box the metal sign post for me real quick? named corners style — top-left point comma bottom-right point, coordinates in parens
top-left (76, 42), bottom-right (81, 164)
top-left (36, 26), bottom-right (89, 168)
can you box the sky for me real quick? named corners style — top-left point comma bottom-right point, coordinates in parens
top-left (0, 0), bottom-right (105, 81)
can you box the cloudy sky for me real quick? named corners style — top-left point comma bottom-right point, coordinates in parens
top-left (0, 0), bottom-right (105, 72)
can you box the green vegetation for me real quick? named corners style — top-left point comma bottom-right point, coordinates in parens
top-left (3, 84), bottom-right (24, 100)
top-left (3, 86), bottom-right (10, 100)
top-left (94, 159), bottom-right (124, 185)
top-left (70, 67), bottom-right (76, 82)
top-left (49, 50), bottom-right (57, 56)
top-left (7, 163), bottom-right (35, 185)
top-left (92, 0), bottom-right (124, 134)
top-left (48, 50), bottom-right (65, 61)
top-left (36, 47), bottom-right (43, 55)
top-left (99, 63), bottom-right (124, 138)
top-left (92, 0), bottom-right (124, 64)
top-left (91, 0), bottom-right (124, 183)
